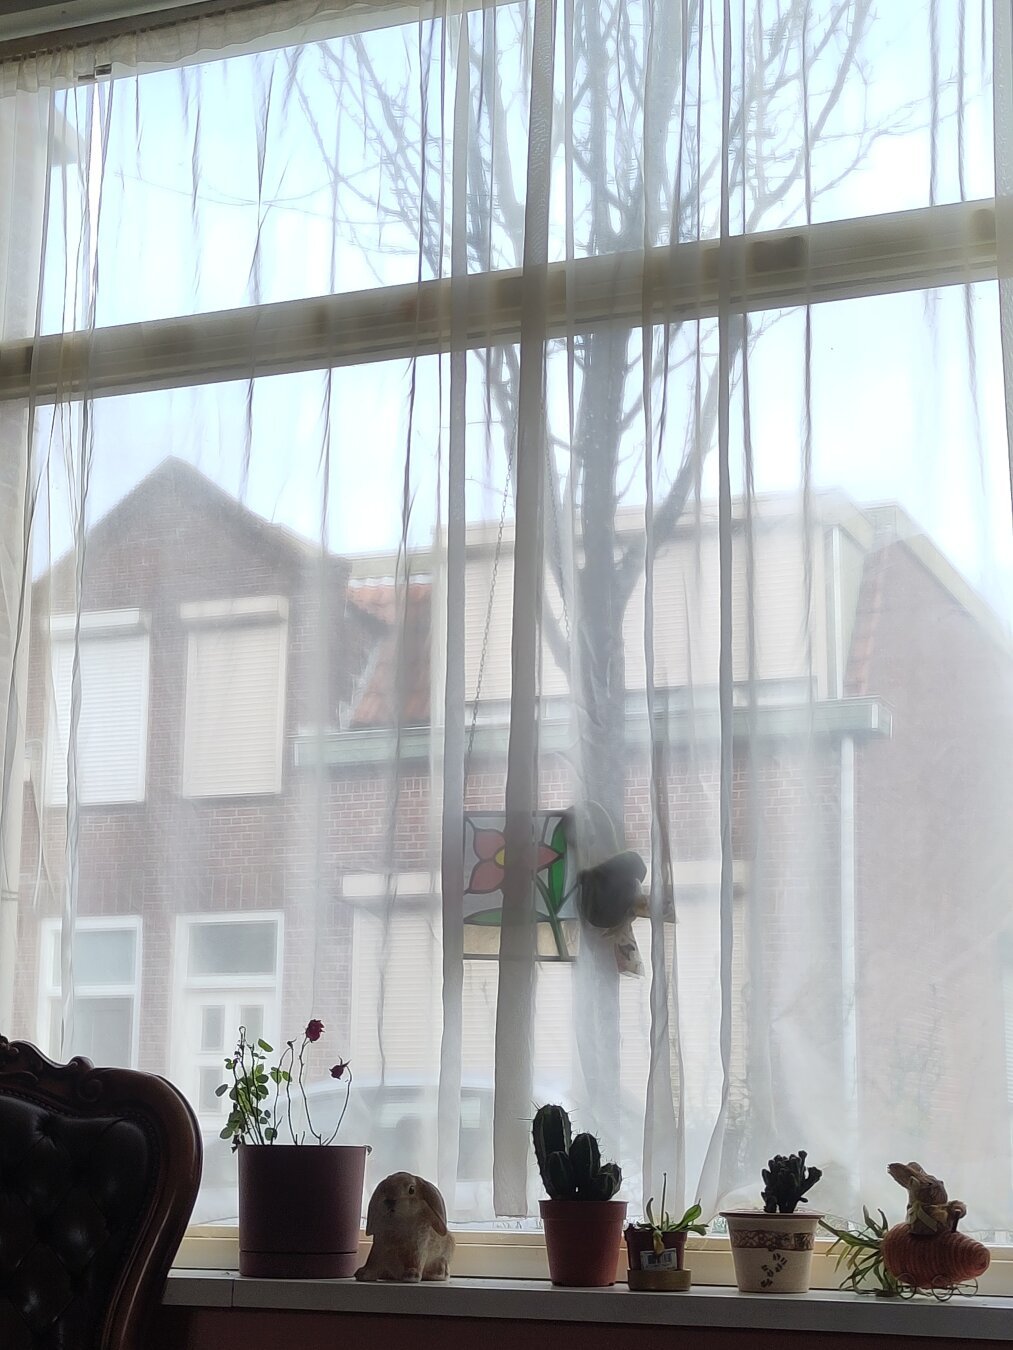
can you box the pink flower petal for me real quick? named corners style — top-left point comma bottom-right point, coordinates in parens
top-left (467, 858), bottom-right (505, 895)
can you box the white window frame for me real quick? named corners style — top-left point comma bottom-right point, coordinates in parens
top-left (171, 911), bottom-right (284, 1126)
top-left (0, 200), bottom-right (997, 405)
top-left (37, 915), bottom-right (142, 1067)
top-left (1, 7), bottom-right (1009, 1286)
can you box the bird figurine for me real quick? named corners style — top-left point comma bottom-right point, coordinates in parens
top-left (578, 850), bottom-right (648, 929)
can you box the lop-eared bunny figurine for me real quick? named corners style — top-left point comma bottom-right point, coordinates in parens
top-left (354, 1172), bottom-right (454, 1282)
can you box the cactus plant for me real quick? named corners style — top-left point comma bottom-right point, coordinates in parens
top-left (532, 1103), bottom-right (622, 1201)
top-left (761, 1150), bottom-right (823, 1214)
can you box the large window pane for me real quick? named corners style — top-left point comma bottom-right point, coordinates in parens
top-left (33, 1), bottom-right (990, 339)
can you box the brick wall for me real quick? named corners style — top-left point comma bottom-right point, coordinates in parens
top-left (848, 540), bottom-right (1013, 1204)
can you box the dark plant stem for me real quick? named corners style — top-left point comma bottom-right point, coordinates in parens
top-left (323, 1067), bottom-right (353, 1146)
top-left (297, 1036), bottom-right (323, 1144)
top-left (234, 1027), bottom-right (265, 1145)
top-left (284, 1039), bottom-right (297, 1144)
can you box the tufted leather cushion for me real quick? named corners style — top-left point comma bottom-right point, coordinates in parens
top-left (0, 1092), bottom-right (153, 1350)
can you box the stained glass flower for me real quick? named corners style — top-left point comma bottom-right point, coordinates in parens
top-left (466, 826), bottom-right (560, 895)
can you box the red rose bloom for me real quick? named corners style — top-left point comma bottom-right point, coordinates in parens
top-left (304, 1019), bottom-right (324, 1042)
top-left (330, 1060), bottom-right (349, 1080)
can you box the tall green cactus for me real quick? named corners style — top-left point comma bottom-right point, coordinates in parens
top-left (532, 1104), bottom-right (622, 1202)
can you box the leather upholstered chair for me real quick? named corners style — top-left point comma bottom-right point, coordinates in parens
top-left (0, 1037), bottom-right (201, 1350)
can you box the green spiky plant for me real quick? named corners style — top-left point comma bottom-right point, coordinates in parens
top-left (533, 1104), bottom-right (622, 1202)
top-left (820, 1209), bottom-right (903, 1297)
top-left (628, 1173), bottom-right (708, 1254)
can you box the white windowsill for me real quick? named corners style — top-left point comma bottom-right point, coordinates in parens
top-left (164, 1271), bottom-right (1013, 1339)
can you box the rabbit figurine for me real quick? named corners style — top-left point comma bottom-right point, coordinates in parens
top-left (354, 1172), bottom-right (454, 1282)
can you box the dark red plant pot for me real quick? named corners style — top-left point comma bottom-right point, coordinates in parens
top-left (624, 1225), bottom-right (687, 1272)
top-left (540, 1199), bottom-right (627, 1287)
top-left (238, 1144), bottom-right (367, 1278)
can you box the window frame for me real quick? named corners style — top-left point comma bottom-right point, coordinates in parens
top-left (171, 911), bottom-right (284, 1129)
top-left (1, 6), bottom-right (1009, 1287)
top-left (37, 914), bottom-right (142, 1067)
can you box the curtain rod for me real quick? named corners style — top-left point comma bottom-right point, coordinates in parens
top-left (0, 0), bottom-right (492, 65)
top-left (0, 0), bottom-right (390, 62)
top-left (0, 0), bottom-right (271, 59)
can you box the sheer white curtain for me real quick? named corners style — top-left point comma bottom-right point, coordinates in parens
top-left (2, 0), bottom-right (1012, 1233)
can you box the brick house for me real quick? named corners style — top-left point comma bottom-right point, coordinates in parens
top-left (12, 457), bottom-right (1013, 1219)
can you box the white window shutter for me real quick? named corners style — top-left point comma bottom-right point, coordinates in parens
top-left (352, 907), bottom-right (442, 1079)
top-left (182, 621), bottom-right (287, 797)
top-left (48, 633), bottom-right (149, 805)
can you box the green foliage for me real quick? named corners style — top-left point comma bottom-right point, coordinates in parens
top-left (569, 1131), bottom-right (601, 1187)
top-left (629, 1175), bottom-right (708, 1252)
top-left (217, 1023), bottom-right (352, 1149)
top-left (761, 1150), bottom-right (823, 1214)
top-left (532, 1103), bottom-right (622, 1201)
top-left (821, 1209), bottom-right (903, 1297)
top-left (532, 1104), bottom-right (572, 1191)
top-left (547, 1150), bottom-right (575, 1197)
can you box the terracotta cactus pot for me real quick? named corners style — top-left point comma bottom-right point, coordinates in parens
top-left (540, 1199), bottom-right (627, 1286)
top-left (239, 1143), bottom-right (367, 1278)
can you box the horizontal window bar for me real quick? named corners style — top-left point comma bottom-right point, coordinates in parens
top-left (293, 697), bottom-right (891, 767)
top-left (0, 200), bottom-right (995, 405)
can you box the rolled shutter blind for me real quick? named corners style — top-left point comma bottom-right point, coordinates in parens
top-left (48, 632), bottom-right (149, 804)
top-left (182, 621), bottom-right (287, 797)
top-left (352, 905), bottom-right (442, 1079)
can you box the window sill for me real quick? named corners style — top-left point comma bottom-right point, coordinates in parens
top-left (164, 1271), bottom-right (1013, 1340)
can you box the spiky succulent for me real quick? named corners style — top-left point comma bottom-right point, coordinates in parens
top-left (761, 1150), bottom-right (823, 1214)
top-left (532, 1103), bottom-right (622, 1202)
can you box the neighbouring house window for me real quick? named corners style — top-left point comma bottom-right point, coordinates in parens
top-left (181, 597), bottom-right (288, 798)
top-left (172, 914), bottom-right (282, 1124)
top-left (46, 611), bottom-right (150, 806)
top-left (38, 918), bottom-right (141, 1068)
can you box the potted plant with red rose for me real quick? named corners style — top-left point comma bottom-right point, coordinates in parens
top-left (218, 1019), bottom-right (367, 1278)
top-left (624, 1174), bottom-right (707, 1290)
top-left (533, 1103), bottom-right (626, 1286)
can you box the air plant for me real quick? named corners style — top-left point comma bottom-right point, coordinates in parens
top-left (821, 1208), bottom-right (903, 1297)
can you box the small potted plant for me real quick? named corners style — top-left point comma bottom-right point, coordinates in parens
top-left (720, 1150), bottom-right (824, 1293)
top-left (624, 1174), bottom-right (707, 1290)
top-left (533, 1103), bottom-right (626, 1286)
top-left (219, 1019), bottom-right (368, 1278)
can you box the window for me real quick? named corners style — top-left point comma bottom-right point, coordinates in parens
top-left (46, 611), bottom-right (150, 805)
top-left (181, 599), bottom-right (288, 798)
top-left (4, 0), bottom-right (1013, 1264)
top-left (37, 919), bottom-right (141, 1068)
top-left (172, 914), bottom-right (282, 1126)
